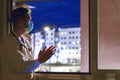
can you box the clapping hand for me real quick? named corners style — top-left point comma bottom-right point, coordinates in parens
top-left (37, 46), bottom-right (55, 63)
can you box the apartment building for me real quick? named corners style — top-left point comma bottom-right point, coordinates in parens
top-left (31, 27), bottom-right (81, 64)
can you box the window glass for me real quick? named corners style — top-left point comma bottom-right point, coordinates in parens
top-left (98, 0), bottom-right (120, 70)
top-left (12, 0), bottom-right (89, 73)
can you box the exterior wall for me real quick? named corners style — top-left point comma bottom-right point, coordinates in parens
top-left (59, 27), bottom-right (81, 63)
top-left (31, 27), bottom-right (81, 64)
top-left (34, 32), bottom-right (42, 59)
top-left (45, 29), bottom-right (55, 46)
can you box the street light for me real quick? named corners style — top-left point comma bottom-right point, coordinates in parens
top-left (44, 26), bottom-right (50, 32)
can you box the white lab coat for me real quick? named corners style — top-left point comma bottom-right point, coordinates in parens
top-left (20, 34), bottom-right (34, 61)
top-left (0, 32), bottom-right (40, 80)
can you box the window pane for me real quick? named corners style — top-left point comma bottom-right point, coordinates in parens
top-left (12, 0), bottom-right (89, 73)
top-left (98, 0), bottom-right (120, 69)
top-left (29, 1), bottom-right (81, 72)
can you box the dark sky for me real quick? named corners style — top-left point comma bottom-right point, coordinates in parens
top-left (25, 0), bottom-right (80, 33)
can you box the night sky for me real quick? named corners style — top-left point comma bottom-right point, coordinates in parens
top-left (25, 0), bottom-right (80, 33)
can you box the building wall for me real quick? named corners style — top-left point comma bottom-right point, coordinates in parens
top-left (31, 27), bottom-right (81, 64)
top-left (59, 27), bottom-right (81, 63)
top-left (45, 29), bottom-right (55, 46)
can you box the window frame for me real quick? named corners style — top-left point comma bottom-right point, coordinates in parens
top-left (8, 0), bottom-right (98, 79)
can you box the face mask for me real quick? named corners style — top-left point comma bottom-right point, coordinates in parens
top-left (26, 21), bottom-right (34, 33)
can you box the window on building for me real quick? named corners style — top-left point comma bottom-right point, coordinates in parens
top-left (69, 37), bottom-right (71, 39)
top-left (76, 36), bottom-right (78, 39)
top-left (69, 31), bottom-right (71, 34)
top-left (64, 42), bottom-right (66, 44)
top-left (72, 36), bottom-right (75, 39)
top-left (72, 31), bottom-right (75, 34)
top-left (76, 47), bottom-right (78, 49)
top-left (63, 37), bottom-right (66, 39)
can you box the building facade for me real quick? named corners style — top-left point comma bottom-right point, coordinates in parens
top-left (31, 27), bottom-right (81, 64)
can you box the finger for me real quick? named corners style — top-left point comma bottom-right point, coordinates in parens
top-left (44, 52), bottom-right (54, 60)
top-left (47, 46), bottom-right (55, 49)
top-left (38, 49), bottom-right (55, 63)
top-left (38, 52), bottom-right (52, 63)
top-left (49, 46), bottom-right (55, 50)
top-left (46, 50), bottom-right (56, 57)
top-left (40, 46), bottom-right (55, 57)
top-left (43, 46), bottom-right (47, 51)
top-left (38, 50), bottom-right (44, 57)
top-left (46, 46), bottom-right (55, 52)
top-left (46, 48), bottom-right (56, 55)
top-left (50, 48), bottom-right (56, 53)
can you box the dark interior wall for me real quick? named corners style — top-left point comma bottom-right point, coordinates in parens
top-left (0, 0), bottom-right (11, 42)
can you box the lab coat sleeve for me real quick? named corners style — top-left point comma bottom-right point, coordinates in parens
top-left (24, 60), bottom-right (40, 72)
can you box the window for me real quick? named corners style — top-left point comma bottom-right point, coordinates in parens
top-left (12, 0), bottom-right (90, 73)
top-left (72, 31), bottom-right (75, 34)
top-left (76, 36), bottom-right (78, 39)
top-left (76, 47), bottom-right (78, 49)
top-left (69, 37), bottom-right (71, 39)
top-left (64, 37), bottom-right (66, 39)
top-left (72, 36), bottom-right (75, 39)
top-left (98, 0), bottom-right (120, 70)
top-left (69, 31), bottom-right (71, 34)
